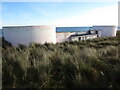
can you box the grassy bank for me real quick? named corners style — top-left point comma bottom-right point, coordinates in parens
top-left (2, 31), bottom-right (120, 88)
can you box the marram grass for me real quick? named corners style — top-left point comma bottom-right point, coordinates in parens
top-left (2, 31), bottom-right (120, 88)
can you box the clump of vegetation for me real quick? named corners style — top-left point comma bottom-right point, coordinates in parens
top-left (2, 31), bottom-right (120, 88)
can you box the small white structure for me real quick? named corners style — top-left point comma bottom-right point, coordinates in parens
top-left (69, 30), bottom-right (98, 41)
top-left (3, 25), bottom-right (56, 46)
top-left (92, 26), bottom-right (117, 37)
top-left (56, 31), bottom-right (91, 42)
top-left (70, 34), bottom-right (98, 41)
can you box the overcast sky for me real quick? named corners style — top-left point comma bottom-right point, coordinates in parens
top-left (2, 1), bottom-right (119, 27)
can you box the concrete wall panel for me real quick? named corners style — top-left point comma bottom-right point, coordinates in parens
top-left (56, 32), bottom-right (75, 42)
top-left (92, 26), bottom-right (117, 37)
top-left (3, 26), bottom-right (56, 46)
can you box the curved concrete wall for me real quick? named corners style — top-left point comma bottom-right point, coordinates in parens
top-left (92, 26), bottom-right (117, 37)
top-left (3, 26), bottom-right (56, 46)
top-left (56, 32), bottom-right (75, 43)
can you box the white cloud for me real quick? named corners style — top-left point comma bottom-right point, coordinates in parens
top-left (53, 4), bottom-right (118, 27)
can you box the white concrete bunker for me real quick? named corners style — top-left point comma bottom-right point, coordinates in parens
top-left (3, 26), bottom-right (56, 46)
top-left (92, 26), bottom-right (117, 37)
top-left (2, 25), bottom-right (117, 46)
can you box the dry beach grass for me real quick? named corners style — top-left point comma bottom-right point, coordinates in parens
top-left (1, 31), bottom-right (120, 88)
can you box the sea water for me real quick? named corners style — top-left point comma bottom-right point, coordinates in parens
top-left (56, 27), bottom-right (92, 32)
